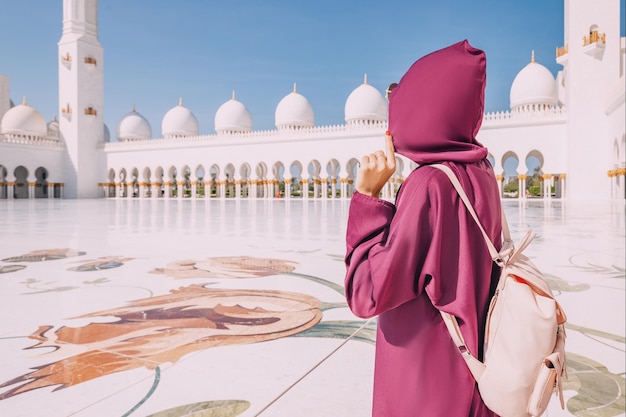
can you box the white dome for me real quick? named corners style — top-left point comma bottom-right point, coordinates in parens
top-left (117, 107), bottom-right (152, 141)
top-left (161, 98), bottom-right (199, 138)
top-left (215, 92), bottom-right (252, 134)
top-left (47, 118), bottom-right (60, 140)
top-left (275, 84), bottom-right (314, 129)
top-left (510, 53), bottom-right (557, 110)
top-left (345, 74), bottom-right (387, 124)
top-left (1, 98), bottom-right (47, 137)
top-left (104, 123), bottom-right (111, 143)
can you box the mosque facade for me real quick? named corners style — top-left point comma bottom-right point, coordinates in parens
top-left (0, 0), bottom-right (624, 201)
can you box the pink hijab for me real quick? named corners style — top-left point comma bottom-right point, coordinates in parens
top-left (388, 39), bottom-right (488, 164)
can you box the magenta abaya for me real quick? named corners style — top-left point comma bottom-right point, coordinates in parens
top-left (345, 40), bottom-right (502, 416)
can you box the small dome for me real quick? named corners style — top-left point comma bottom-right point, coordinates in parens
top-left (117, 107), bottom-right (152, 141)
top-left (1, 97), bottom-right (47, 137)
top-left (275, 84), bottom-right (314, 129)
top-left (47, 117), bottom-right (60, 140)
top-left (161, 98), bottom-right (199, 138)
top-left (510, 52), bottom-right (557, 110)
top-left (345, 74), bottom-right (387, 124)
top-left (104, 123), bottom-right (111, 143)
top-left (215, 92), bottom-right (252, 134)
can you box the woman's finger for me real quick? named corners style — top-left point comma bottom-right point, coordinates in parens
top-left (385, 131), bottom-right (396, 166)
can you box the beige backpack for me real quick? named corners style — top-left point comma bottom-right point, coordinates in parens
top-left (432, 164), bottom-right (567, 417)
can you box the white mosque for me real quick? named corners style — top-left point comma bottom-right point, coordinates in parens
top-left (0, 0), bottom-right (624, 201)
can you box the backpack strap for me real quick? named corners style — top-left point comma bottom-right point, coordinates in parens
top-left (429, 164), bottom-right (506, 382)
top-left (440, 310), bottom-right (486, 381)
top-left (430, 164), bottom-right (511, 262)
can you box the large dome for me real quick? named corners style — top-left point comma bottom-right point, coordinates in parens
top-left (117, 107), bottom-right (152, 141)
top-left (345, 74), bottom-right (387, 124)
top-left (215, 92), bottom-right (252, 134)
top-left (161, 98), bottom-right (199, 138)
top-left (275, 84), bottom-right (314, 129)
top-left (1, 98), bottom-right (47, 137)
top-left (510, 52), bottom-right (557, 110)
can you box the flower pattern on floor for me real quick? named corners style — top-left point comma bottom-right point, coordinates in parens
top-left (0, 285), bottom-right (322, 400)
top-left (150, 256), bottom-right (298, 279)
top-left (2, 248), bottom-right (86, 263)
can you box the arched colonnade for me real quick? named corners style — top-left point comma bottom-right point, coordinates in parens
top-left (101, 157), bottom-right (410, 200)
top-left (0, 164), bottom-right (63, 199)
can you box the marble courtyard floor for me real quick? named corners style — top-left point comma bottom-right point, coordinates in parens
top-left (0, 198), bottom-right (624, 417)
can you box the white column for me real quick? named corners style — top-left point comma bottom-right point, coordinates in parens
top-left (544, 175), bottom-right (552, 199)
top-left (285, 178), bottom-right (292, 199)
top-left (235, 180), bottom-right (242, 199)
top-left (302, 177), bottom-right (309, 200)
top-left (519, 175), bottom-right (527, 200)
top-left (340, 178), bottom-right (346, 199)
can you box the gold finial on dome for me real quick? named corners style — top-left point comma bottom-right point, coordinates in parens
top-left (531, 50), bottom-right (535, 63)
top-left (132, 104), bottom-right (136, 113)
top-left (293, 82), bottom-right (297, 93)
top-left (364, 73), bottom-right (368, 85)
top-left (178, 97), bottom-right (183, 107)
top-left (232, 90), bottom-right (236, 100)
top-left (22, 96), bottom-right (27, 106)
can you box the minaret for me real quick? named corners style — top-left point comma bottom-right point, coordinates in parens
top-left (58, 0), bottom-right (103, 198)
top-left (560, 0), bottom-right (621, 199)
top-left (0, 74), bottom-right (9, 123)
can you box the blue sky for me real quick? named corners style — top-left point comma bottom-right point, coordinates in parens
top-left (1, 1), bottom-right (624, 136)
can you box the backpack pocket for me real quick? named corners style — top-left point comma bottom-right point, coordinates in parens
top-left (527, 353), bottom-right (562, 416)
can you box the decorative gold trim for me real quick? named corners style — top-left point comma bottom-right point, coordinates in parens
top-left (518, 174), bottom-right (528, 180)
top-left (495, 175), bottom-right (504, 181)
top-left (542, 174), bottom-right (552, 180)
top-left (84, 107), bottom-right (97, 116)
top-left (583, 30), bottom-right (606, 46)
top-left (556, 44), bottom-right (568, 58)
top-left (61, 52), bottom-right (72, 62)
top-left (84, 56), bottom-right (97, 65)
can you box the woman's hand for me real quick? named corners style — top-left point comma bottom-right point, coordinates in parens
top-left (356, 132), bottom-right (396, 197)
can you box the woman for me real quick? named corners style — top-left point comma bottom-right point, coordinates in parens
top-left (345, 40), bottom-right (502, 416)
